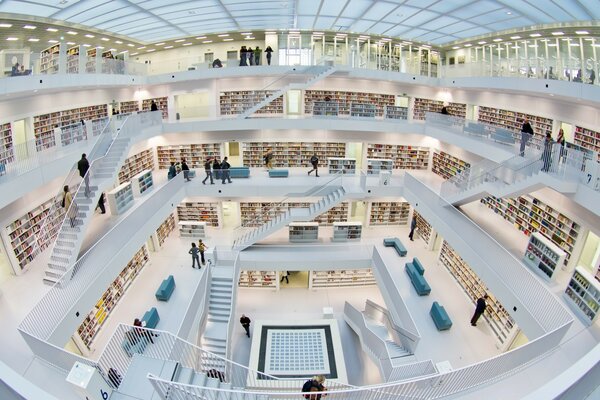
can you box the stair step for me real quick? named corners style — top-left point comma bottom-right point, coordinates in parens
top-left (50, 255), bottom-right (70, 263)
top-left (207, 316), bottom-right (229, 323)
top-left (191, 372), bottom-right (207, 387)
top-left (47, 262), bottom-right (67, 272)
top-left (44, 269), bottom-right (64, 280)
top-left (53, 247), bottom-right (72, 256)
top-left (174, 366), bottom-right (195, 384)
top-left (58, 233), bottom-right (77, 240)
top-left (202, 336), bottom-right (227, 344)
top-left (42, 277), bottom-right (59, 286)
top-left (55, 240), bottom-right (75, 248)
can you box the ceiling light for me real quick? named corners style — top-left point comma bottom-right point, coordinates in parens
top-left (196, 36), bottom-right (206, 39)
top-left (506, 11), bottom-right (512, 15)
top-left (529, 33), bottom-right (541, 37)
top-left (464, 43), bottom-right (472, 47)
top-left (265, 31), bottom-right (276, 34)
top-left (551, 31), bottom-right (564, 36)
top-left (109, 48), bottom-right (117, 51)
top-left (131, 52), bottom-right (139, 56)
top-left (512, 46), bottom-right (520, 49)
top-left (120, 50), bottom-right (128, 54)
top-left (85, 34), bottom-right (94, 38)
top-left (164, 45), bottom-right (173, 49)
top-left (241, 32), bottom-right (252, 35)
top-left (336, 33), bottom-right (347, 37)
top-left (244, 37), bottom-right (255, 40)
top-left (6, 37), bottom-right (18, 41)
top-left (67, 42), bottom-right (75, 45)
top-left (575, 30), bottom-right (589, 35)
top-left (421, 44), bottom-right (431, 48)
top-left (0, 24), bottom-right (12, 28)
top-left (223, 38), bottom-right (234, 41)
top-left (48, 39), bottom-right (58, 43)
top-left (115, 40), bottom-right (122, 44)
top-left (547, 43), bottom-right (557, 47)
top-left (97, 46), bottom-right (104, 49)
top-left (155, 42), bottom-right (165, 46)
top-left (127, 43), bottom-right (134, 47)
top-left (217, 34), bottom-right (229, 37)
top-left (202, 40), bottom-right (213, 43)
top-left (175, 39), bottom-right (185, 42)
top-left (67, 31), bottom-right (78, 35)
top-left (101, 38), bottom-right (110, 42)
top-left (137, 46), bottom-right (146, 49)
top-left (147, 49), bottom-right (156, 52)
top-left (382, 38), bottom-right (392, 41)
top-left (313, 32), bottom-right (324, 35)
top-left (47, 28), bottom-right (58, 32)
top-left (570, 43), bottom-right (580, 46)
top-left (452, 46), bottom-right (460, 50)
top-left (510, 36), bottom-right (521, 39)
top-left (83, 44), bottom-right (91, 47)
top-left (528, 44), bottom-right (538, 48)
top-left (23, 25), bottom-right (36, 30)
top-left (478, 41), bottom-right (486, 44)
top-left (28, 38), bottom-right (39, 42)
top-left (183, 42), bottom-right (192, 46)
top-left (493, 38), bottom-right (502, 42)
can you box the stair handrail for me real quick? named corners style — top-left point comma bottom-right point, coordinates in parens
top-left (231, 170), bottom-right (347, 248)
top-left (225, 250), bottom-right (241, 364)
top-left (364, 299), bottom-right (415, 353)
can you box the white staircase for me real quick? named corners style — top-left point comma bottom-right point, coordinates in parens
top-left (43, 136), bottom-right (133, 285)
top-left (233, 186), bottom-right (346, 251)
top-left (238, 65), bottom-right (336, 119)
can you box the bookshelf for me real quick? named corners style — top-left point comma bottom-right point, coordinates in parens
top-left (242, 142), bottom-right (346, 168)
top-left (328, 157), bottom-right (356, 174)
top-left (157, 144), bottom-right (222, 169)
top-left (384, 105), bottom-right (408, 120)
top-left (312, 101), bottom-right (339, 116)
top-left (66, 46), bottom-right (80, 73)
top-left (60, 123), bottom-right (87, 147)
top-left (350, 103), bottom-right (376, 118)
top-left (176, 202), bottom-right (221, 227)
top-left (86, 48), bottom-right (97, 73)
top-left (239, 201), bottom-right (348, 227)
top-left (414, 210), bottom-right (436, 249)
top-left (4, 192), bottom-right (69, 271)
top-left (40, 44), bottom-right (60, 74)
top-left (156, 214), bottom-right (176, 246)
top-left (366, 144), bottom-right (430, 170)
top-left (369, 202), bottom-right (410, 225)
top-left (432, 150), bottom-right (471, 179)
top-left (480, 195), bottom-right (580, 267)
top-left (106, 182), bottom-right (134, 215)
top-left (178, 221), bottom-right (207, 238)
top-left (219, 91), bottom-right (284, 115)
top-left (75, 245), bottom-right (149, 352)
top-left (118, 149), bottom-right (155, 184)
top-left (564, 266), bottom-right (600, 324)
top-left (238, 270), bottom-right (277, 288)
top-left (310, 269), bottom-right (376, 289)
top-left (574, 126), bottom-right (600, 156)
top-left (131, 170), bottom-right (154, 197)
top-left (523, 232), bottom-right (567, 281)
top-left (366, 158), bottom-right (394, 175)
top-left (120, 100), bottom-right (140, 114)
top-left (413, 98), bottom-right (466, 120)
top-left (439, 240), bottom-right (517, 346)
top-left (0, 122), bottom-right (14, 167)
top-left (289, 222), bottom-right (319, 242)
top-left (332, 222), bottom-right (362, 242)
top-left (142, 97), bottom-right (169, 119)
top-left (304, 90), bottom-right (394, 116)
top-left (477, 106), bottom-right (553, 137)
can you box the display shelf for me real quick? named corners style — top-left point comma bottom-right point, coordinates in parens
top-left (238, 270), bottom-right (277, 288)
top-left (242, 142), bottom-right (346, 168)
top-left (118, 149), bottom-right (155, 184)
top-left (66, 46), bottom-right (80, 74)
top-left (40, 44), bottom-right (60, 74)
top-left (60, 123), bottom-right (87, 147)
top-left (523, 232), bottom-right (567, 281)
top-left (439, 240), bottom-right (517, 345)
top-left (4, 192), bottom-right (70, 270)
top-left (414, 210), bottom-right (434, 247)
top-left (432, 150), bottom-right (471, 179)
top-left (312, 101), bottom-right (339, 116)
top-left (219, 91), bottom-right (283, 115)
top-left (178, 221), bottom-right (207, 238)
top-left (106, 182), bottom-right (134, 215)
top-left (477, 106), bottom-right (553, 137)
top-left (76, 246), bottom-right (149, 351)
top-left (366, 144), bottom-right (429, 170)
top-left (131, 169), bottom-right (154, 197)
top-left (85, 48), bottom-right (97, 73)
top-left (289, 222), bottom-right (319, 242)
top-left (310, 269), bottom-right (376, 288)
top-left (176, 202), bottom-right (221, 227)
top-left (332, 222), bottom-right (362, 242)
top-left (157, 143), bottom-right (222, 169)
top-left (384, 105), bottom-right (408, 120)
top-left (156, 214), bottom-right (176, 246)
top-left (350, 103), bottom-right (376, 118)
top-left (369, 202), bottom-right (410, 225)
top-left (240, 201), bottom-right (348, 227)
top-left (564, 266), bottom-right (600, 324)
top-left (0, 122), bottom-right (14, 167)
top-left (328, 157), bottom-right (356, 174)
top-left (574, 126), bottom-right (600, 157)
top-left (480, 195), bottom-right (580, 267)
top-left (413, 98), bottom-right (466, 120)
top-left (304, 90), bottom-right (394, 117)
top-left (142, 97), bottom-right (169, 119)
top-left (120, 100), bottom-right (140, 114)
top-left (366, 158), bottom-right (394, 175)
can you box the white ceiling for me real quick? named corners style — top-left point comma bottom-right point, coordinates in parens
top-left (0, 0), bottom-right (598, 44)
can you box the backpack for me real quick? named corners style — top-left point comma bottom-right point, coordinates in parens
top-left (310, 156), bottom-right (318, 164)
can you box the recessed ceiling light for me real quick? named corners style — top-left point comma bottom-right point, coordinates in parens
top-left (0, 24), bottom-right (12, 28)
top-left (147, 49), bottom-right (156, 52)
top-left (551, 31), bottom-right (564, 36)
top-left (127, 43), bottom-right (134, 47)
top-left (493, 38), bottom-right (502, 42)
top-left (23, 25), bottom-right (36, 29)
top-left (202, 40), bottom-right (212, 43)
top-left (196, 36), bottom-right (206, 39)
top-left (241, 32), bottom-right (252, 35)
top-left (421, 44), bottom-right (431, 48)
top-left (510, 36), bottom-right (521, 39)
top-left (575, 30), bottom-right (589, 35)
top-left (244, 37), bottom-right (254, 40)
top-left (478, 41), bottom-right (486, 44)
top-left (217, 34), bottom-right (229, 37)
top-left (464, 43), bottom-right (472, 47)
top-left (155, 42), bottom-right (165, 46)
top-left (183, 42), bottom-right (192, 46)
top-left (175, 39), bottom-right (185, 42)
top-left (67, 42), bottom-right (75, 45)
top-left (359, 35), bottom-right (370, 39)
top-left (570, 43), bottom-right (580, 46)
top-left (164, 45), bottom-right (173, 49)
top-left (452, 46), bottom-right (460, 49)
top-left (547, 43), bottom-right (557, 47)
top-left (131, 52), bottom-right (139, 56)
top-left (137, 46), bottom-right (146, 49)
top-left (223, 38), bottom-right (234, 41)
top-left (67, 31), bottom-right (78, 35)
top-left (28, 38), bottom-right (39, 42)
top-left (381, 38), bottom-right (391, 41)
top-left (529, 33), bottom-right (541, 37)
top-left (85, 34), bottom-right (94, 38)
top-left (109, 48), bottom-right (116, 51)
top-left (6, 37), bottom-right (18, 41)
top-left (97, 46), bottom-right (104, 49)
top-left (506, 11), bottom-right (512, 15)
top-left (313, 32), bottom-right (324, 35)
top-left (47, 28), bottom-right (58, 32)
top-left (512, 46), bottom-right (520, 49)
top-left (101, 37), bottom-right (109, 41)
top-left (83, 44), bottom-right (91, 47)
top-left (115, 40), bottom-right (122, 44)
top-left (265, 31), bottom-right (276, 34)
top-left (48, 39), bottom-right (58, 43)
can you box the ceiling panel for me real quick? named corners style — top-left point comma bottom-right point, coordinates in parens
top-left (340, 0), bottom-right (373, 19)
top-left (321, 0), bottom-right (349, 16)
top-left (314, 16), bottom-right (337, 30)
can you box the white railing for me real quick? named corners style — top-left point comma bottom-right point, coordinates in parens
top-left (176, 259), bottom-right (212, 343)
top-left (225, 251), bottom-right (241, 362)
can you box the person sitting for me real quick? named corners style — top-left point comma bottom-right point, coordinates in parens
top-left (302, 375), bottom-right (327, 399)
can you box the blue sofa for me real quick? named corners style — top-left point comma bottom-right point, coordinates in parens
top-left (430, 301), bottom-right (452, 331)
top-left (491, 128), bottom-right (516, 145)
top-left (121, 331), bottom-right (150, 357)
top-left (383, 237), bottom-right (407, 257)
top-left (407, 257), bottom-right (425, 275)
top-left (229, 167), bottom-right (250, 178)
top-left (405, 263), bottom-right (431, 296)
top-left (269, 169), bottom-right (289, 178)
top-left (142, 307), bottom-right (160, 329)
top-left (155, 275), bottom-right (175, 301)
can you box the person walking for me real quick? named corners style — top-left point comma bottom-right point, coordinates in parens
top-left (63, 185), bottom-right (77, 227)
top-left (181, 158), bottom-right (191, 182)
top-left (221, 156), bottom-right (232, 184)
top-left (167, 161), bottom-right (177, 180)
top-left (471, 294), bottom-right (488, 326)
top-left (150, 100), bottom-right (158, 112)
top-left (263, 148), bottom-right (274, 170)
top-left (77, 153), bottom-right (91, 197)
top-left (202, 157), bottom-right (214, 184)
top-left (280, 270), bottom-right (289, 284)
top-left (265, 46), bottom-right (273, 65)
top-left (239, 46), bottom-right (247, 66)
top-left (308, 154), bottom-right (319, 177)
top-left (198, 239), bottom-right (207, 265)
top-left (96, 192), bottom-right (106, 214)
top-left (189, 242), bottom-right (201, 269)
top-left (240, 314), bottom-right (251, 337)
top-left (519, 119), bottom-right (534, 156)
top-left (254, 46), bottom-right (262, 65)
top-left (541, 132), bottom-right (554, 172)
top-left (408, 214), bottom-right (417, 241)
top-left (213, 158), bottom-right (222, 181)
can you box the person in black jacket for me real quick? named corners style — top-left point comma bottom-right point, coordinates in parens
top-left (519, 119), bottom-right (534, 156)
top-left (77, 153), bottom-right (91, 197)
top-left (150, 100), bottom-right (158, 112)
top-left (167, 162), bottom-right (177, 180)
top-left (212, 158), bottom-right (221, 180)
top-left (202, 157), bottom-right (214, 184)
top-left (471, 294), bottom-right (489, 326)
top-left (308, 154), bottom-right (319, 177)
top-left (96, 192), bottom-right (106, 214)
top-left (221, 156), bottom-right (232, 184)
top-left (181, 158), bottom-right (191, 181)
top-left (240, 314), bottom-right (251, 337)
top-left (265, 46), bottom-right (273, 65)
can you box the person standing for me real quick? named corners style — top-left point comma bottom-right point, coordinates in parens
top-left (181, 158), bottom-right (191, 182)
top-left (308, 154), bottom-right (319, 177)
top-left (198, 239), bottom-right (207, 265)
top-left (471, 294), bottom-right (488, 326)
top-left (77, 153), bottom-right (90, 197)
top-left (96, 192), bottom-right (106, 214)
top-left (254, 46), bottom-right (262, 65)
top-left (240, 314), bottom-right (251, 337)
top-left (264, 148), bottom-right (274, 170)
top-left (189, 242), bottom-right (201, 269)
top-left (440, 106), bottom-right (449, 115)
top-left (247, 46), bottom-right (253, 65)
top-left (167, 161), bottom-right (177, 180)
top-left (213, 158), bottom-right (222, 181)
top-left (221, 156), bottom-right (232, 184)
top-left (239, 46), bottom-right (247, 66)
top-left (202, 157), bottom-right (214, 184)
top-left (150, 100), bottom-right (158, 112)
top-left (408, 214), bottom-right (417, 241)
top-left (556, 128), bottom-right (566, 162)
top-left (63, 185), bottom-right (77, 228)
top-left (519, 119), bottom-right (534, 156)
top-left (265, 46), bottom-right (273, 65)
top-left (541, 133), bottom-right (554, 172)
top-left (280, 270), bottom-right (289, 284)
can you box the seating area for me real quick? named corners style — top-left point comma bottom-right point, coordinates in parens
top-left (491, 128), bottom-right (516, 145)
top-left (430, 302), bottom-right (453, 331)
top-left (229, 167), bottom-right (250, 178)
top-left (383, 237), bottom-right (407, 257)
top-left (405, 262), bottom-right (431, 296)
top-left (407, 257), bottom-right (425, 275)
top-left (142, 307), bottom-right (160, 329)
top-left (155, 275), bottom-right (176, 301)
top-left (268, 169), bottom-right (289, 178)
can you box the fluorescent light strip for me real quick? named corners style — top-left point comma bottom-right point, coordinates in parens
top-left (464, 44), bottom-right (472, 47)
top-left (48, 39), bottom-right (58, 43)
top-left (83, 44), bottom-right (91, 47)
top-left (131, 52), bottom-right (139, 56)
top-left (175, 39), bottom-right (185, 42)
top-left (115, 40), bottom-right (122, 44)
top-left (244, 37), bottom-right (254, 40)
top-left (575, 30), bottom-right (589, 35)
top-left (478, 41), bottom-right (486, 44)
top-left (223, 38), bottom-right (234, 41)
top-left (551, 31), bottom-right (564, 36)
top-left (85, 34), bottom-right (94, 38)
top-left (67, 31), bottom-right (77, 35)
top-left (0, 24), bottom-right (12, 28)
top-left (47, 28), bottom-right (58, 32)
top-left (155, 42), bottom-right (165, 46)
top-left (6, 37), bottom-right (18, 41)
top-left (452, 46), bottom-right (460, 50)
top-left (217, 34), bottom-right (229, 37)
top-left (101, 37), bottom-right (110, 41)
top-left (28, 38), bottom-right (39, 42)
top-left (241, 32), bottom-right (252, 35)
top-left (67, 42), bottom-right (75, 45)
top-left (510, 36), bottom-right (521, 39)
top-left (147, 49), bottom-right (156, 52)
top-left (164, 46), bottom-right (173, 49)
top-left (493, 38), bottom-right (502, 42)
top-left (183, 42), bottom-right (192, 46)
top-left (529, 33), bottom-right (541, 37)
top-left (23, 25), bottom-right (36, 30)
top-left (196, 36), bottom-right (206, 39)
top-left (202, 40), bottom-right (213, 43)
